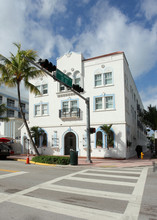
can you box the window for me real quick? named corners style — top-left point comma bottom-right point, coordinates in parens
top-left (35, 105), bottom-right (40, 116)
top-left (62, 100), bottom-right (78, 113)
top-left (75, 77), bottom-right (80, 85)
top-left (105, 96), bottom-right (113, 109)
top-left (62, 101), bottom-right (69, 113)
top-left (21, 103), bottom-right (26, 110)
top-left (42, 104), bottom-right (48, 115)
top-left (36, 84), bottom-right (48, 95)
top-left (95, 97), bottom-right (102, 110)
top-left (60, 84), bottom-right (65, 91)
top-left (104, 72), bottom-right (112, 85)
top-left (7, 109), bottom-right (14, 117)
top-left (94, 95), bottom-right (115, 111)
top-left (42, 84), bottom-right (48, 94)
top-left (35, 103), bottom-right (48, 116)
top-left (7, 98), bottom-right (15, 107)
top-left (71, 100), bottom-right (77, 112)
top-left (95, 74), bottom-right (102, 86)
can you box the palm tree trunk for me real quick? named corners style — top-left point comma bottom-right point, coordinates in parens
top-left (17, 81), bottom-right (40, 155)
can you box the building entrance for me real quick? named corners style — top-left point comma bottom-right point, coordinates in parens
top-left (64, 132), bottom-right (76, 155)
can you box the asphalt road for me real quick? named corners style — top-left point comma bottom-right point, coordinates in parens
top-left (0, 159), bottom-right (156, 220)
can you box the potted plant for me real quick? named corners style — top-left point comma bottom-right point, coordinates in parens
top-left (96, 139), bottom-right (103, 148)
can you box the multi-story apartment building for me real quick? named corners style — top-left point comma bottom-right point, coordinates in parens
top-left (0, 86), bottom-right (29, 140)
top-left (21, 51), bottom-right (147, 158)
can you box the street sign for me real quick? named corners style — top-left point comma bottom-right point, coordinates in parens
top-left (54, 69), bottom-right (72, 88)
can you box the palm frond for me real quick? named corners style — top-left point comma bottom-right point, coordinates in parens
top-left (24, 80), bottom-right (41, 95)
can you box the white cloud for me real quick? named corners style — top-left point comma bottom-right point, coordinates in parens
top-left (26, 0), bottom-right (67, 19)
top-left (75, 0), bottom-right (157, 79)
top-left (76, 17), bottom-right (82, 28)
top-left (140, 0), bottom-right (157, 20)
top-left (140, 86), bottom-right (157, 108)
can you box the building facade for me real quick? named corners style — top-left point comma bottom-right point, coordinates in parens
top-left (0, 86), bottom-right (29, 140)
top-left (21, 51), bottom-right (147, 158)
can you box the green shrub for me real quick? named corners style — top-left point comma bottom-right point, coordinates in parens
top-left (32, 155), bottom-right (70, 165)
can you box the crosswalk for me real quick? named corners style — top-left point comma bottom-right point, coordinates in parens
top-left (0, 167), bottom-right (148, 220)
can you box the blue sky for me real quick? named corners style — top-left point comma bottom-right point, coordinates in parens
top-left (0, 0), bottom-right (156, 108)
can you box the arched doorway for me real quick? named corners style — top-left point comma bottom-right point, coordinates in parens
top-left (64, 132), bottom-right (76, 155)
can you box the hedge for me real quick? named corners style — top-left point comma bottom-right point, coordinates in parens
top-left (32, 155), bottom-right (70, 165)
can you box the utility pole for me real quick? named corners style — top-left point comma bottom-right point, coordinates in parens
top-left (23, 56), bottom-right (92, 163)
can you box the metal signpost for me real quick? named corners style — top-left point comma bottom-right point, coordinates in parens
top-left (23, 56), bottom-right (92, 163)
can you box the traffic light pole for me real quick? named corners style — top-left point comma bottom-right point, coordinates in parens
top-left (23, 56), bottom-right (92, 163)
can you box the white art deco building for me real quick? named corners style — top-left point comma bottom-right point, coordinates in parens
top-left (21, 51), bottom-right (147, 158)
top-left (0, 86), bottom-right (29, 140)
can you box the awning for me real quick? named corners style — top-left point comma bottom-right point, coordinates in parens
top-left (0, 137), bottom-right (11, 143)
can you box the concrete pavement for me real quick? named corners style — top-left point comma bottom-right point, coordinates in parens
top-left (7, 150), bottom-right (157, 168)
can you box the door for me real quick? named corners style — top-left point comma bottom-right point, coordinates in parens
top-left (64, 132), bottom-right (76, 155)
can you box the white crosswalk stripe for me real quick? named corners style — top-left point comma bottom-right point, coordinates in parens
top-left (0, 167), bottom-right (148, 220)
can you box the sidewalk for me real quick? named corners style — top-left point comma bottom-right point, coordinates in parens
top-left (7, 150), bottom-right (157, 168)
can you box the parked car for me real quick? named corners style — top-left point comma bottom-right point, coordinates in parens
top-left (0, 143), bottom-right (14, 159)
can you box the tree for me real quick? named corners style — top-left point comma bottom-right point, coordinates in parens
top-left (0, 104), bottom-right (9, 121)
top-left (140, 105), bottom-right (157, 131)
top-left (30, 126), bottom-right (44, 148)
top-left (0, 43), bottom-right (44, 155)
top-left (100, 124), bottom-right (114, 148)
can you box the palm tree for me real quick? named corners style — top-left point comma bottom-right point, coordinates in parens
top-left (30, 126), bottom-right (44, 148)
top-left (140, 105), bottom-right (157, 131)
top-left (0, 43), bottom-right (44, 155)
top-left (0, 104), bottom-right (9, 121)
top-left (100, 124), bottom-right (114, 149)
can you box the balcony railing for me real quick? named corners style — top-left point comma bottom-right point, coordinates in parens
top-left (59, 108), bottom-right (80, 119)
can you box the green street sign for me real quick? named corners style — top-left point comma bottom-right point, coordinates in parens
top-left (54, 69), bottom-right (72, 88)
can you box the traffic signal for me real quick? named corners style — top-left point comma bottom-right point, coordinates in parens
top-left (90, 128), bottom-right (96, 134)
top-left (38, 59), bottom-right (56, 72)
top-left (72, 84), bottom-right (84, 93)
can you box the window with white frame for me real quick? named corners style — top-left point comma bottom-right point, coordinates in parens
top-left (95, 74), bottom-right (102, 86)
top-left (104, 72), bottom-right (112, 85)
top-left (36, 84), bottom-right (48, 95)
top-left (95, 97), bottom-right (102, 110)
top-left (71, 100), bottom-right (77, 112)
top-left (105, 96), bottom-right (113, 109)
top-left (62, 101), bottom-right (69, 113)
top-left (42, 104), bottom-right (48, 115)
top-left (62, 99), bottom-right (78, 113)
top-left (35, 105), bottom-right (40, 116)
top-left (94, 69), bottom-right (113, 87)
top-left (35, 103), bottom-right (48, 116)
top-left (94, 95), bottom-right (114, 111)
top-left (42, 84), bottom-right (48, 94)
top-left (74, 72), bottom-right (81, 86)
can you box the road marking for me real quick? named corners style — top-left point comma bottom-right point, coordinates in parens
top-left (8, 194), bottom-right (122, 220)
top-left (0, 171), bottom-right (28, 179)
top-left (0, 167), bottom-right (148, 219)
top-left (41, 184), bottom-right (135, 201)
top-left (123, 167), bottom-right (148, 220)
top-left (0, 169), bottom-right (19, 173)
top-left (65, 176), bottom-right (136, 187)
top-left (89, 169), bottom-right (141, 174)
top-left (79, 172), bottom-right (139, 180)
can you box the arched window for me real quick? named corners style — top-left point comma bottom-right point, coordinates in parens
top-left (96, 131), bottom-right (103, 148)
top-left (74, 71), bottom-right (81, 85)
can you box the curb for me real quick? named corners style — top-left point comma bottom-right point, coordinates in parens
top-left (16, 159), bottom-right (56, 167)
